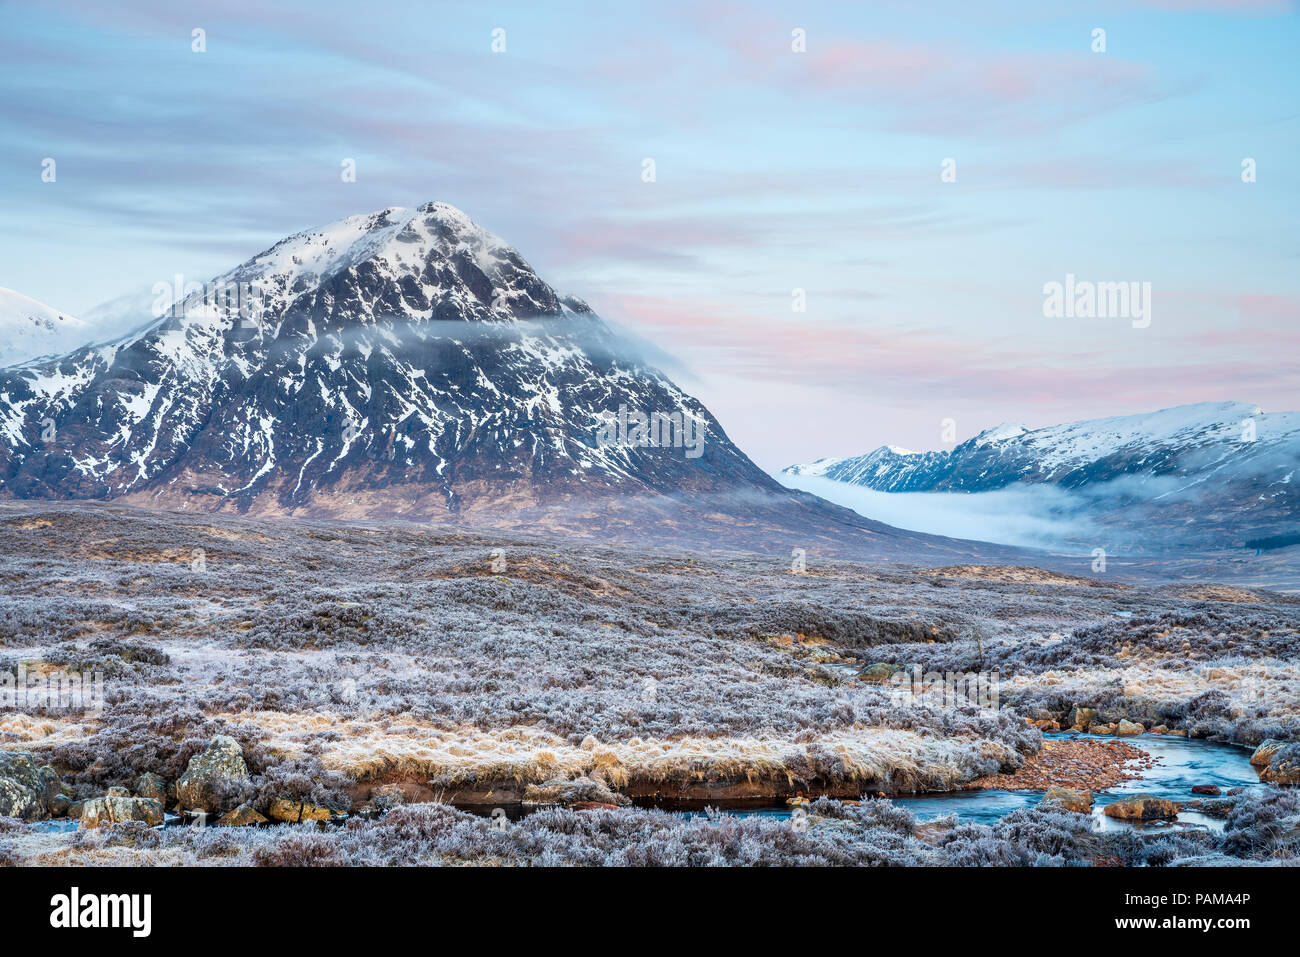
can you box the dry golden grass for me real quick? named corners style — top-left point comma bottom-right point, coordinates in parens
top-left (0, 712), bottom-right (98, 750)
top-left (1171, 585), bottom-right (1266, 604)
top-left (218, 709), bottom-right (1012, 791)
top-left (924, 565), bottom-right (1109, 586)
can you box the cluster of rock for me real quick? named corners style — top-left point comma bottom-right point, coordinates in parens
top-left (0, 735), bottom-right (346, 830)
top-left (1028, 707), bottom-right (1187, 738)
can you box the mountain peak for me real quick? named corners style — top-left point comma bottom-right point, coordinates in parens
top-left (169, 201), bottom-right (562, 335)
top-left (416, 199), bottom-right (481, 230)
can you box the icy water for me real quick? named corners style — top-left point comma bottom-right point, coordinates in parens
top-left (892, 733), bottom-right (1262, 832)
top-left (664, 732), bottom-right (1263, 832)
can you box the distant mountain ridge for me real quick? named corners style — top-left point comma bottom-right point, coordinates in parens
top-left (784, 402), bottom-right (1300, 551)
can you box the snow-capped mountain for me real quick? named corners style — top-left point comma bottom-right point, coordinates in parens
top-left (0, 202), bottom-right (1009, 561)
top-left (784, 403), bottom-right (1300, 551)
top-left (0, 287), bottom-right (91, 367)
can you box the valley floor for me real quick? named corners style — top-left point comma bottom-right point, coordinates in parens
top-left (1, 501), bottom-right (1298, 866)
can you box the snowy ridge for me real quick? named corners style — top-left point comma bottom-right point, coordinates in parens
top-left (781, 456), bottom-right (844, 478)
top-left (785, 402), bottom-right (1300, 493)
top-left (0, 287), bottom-right (92, 368)
top-left (782, 401), bottom-right (1300, 550)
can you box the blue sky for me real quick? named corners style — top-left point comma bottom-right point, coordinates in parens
top-left (2, 0), bottom-right (1297, 468)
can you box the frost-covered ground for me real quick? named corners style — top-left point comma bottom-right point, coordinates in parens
top-left (1, 501), bottom-right (1298, 865)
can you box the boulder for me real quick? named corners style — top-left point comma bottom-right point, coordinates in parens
top-left (1116, 720), bottom-right (1145, 736)
top-left (522, 773), bottom-right (630, 807)
top-left (1042, 786), bottom-right (1093, 813)
top-left (267, 797), bottom-right (337, 823)
top-left (134, 772), bottom-right (167, 804)
top-left (217, 803), bottom-right (268, 827)
top-left (1103, 794), bottom-right (1179, 820)
top-left (299, 802), bottom-right (334, 822)
top-left (1191, 784), bottom-right (1221, 796)
top-left (106, 786), bottom-right (131, 798)
top-left (174, 735), bottom-right (251, 813)
top-left (1258, 742), bottom-right (1300, 787)
top-left (1090, 724), bottom-right (1115, 735)
top-left (267, 798), bottom-right (298, 822)
top-left (79, 796), bottom-right (164, 828)
top-left (1068, 707), bottom-right (1098, 731)
top-left (1251, 739), bottom-right (1285, 768)
top-left (857, 663), bottom-right (902, 684)
top-left (0, 751), bottom-right (61, 820)
top-left (49, 793), bottom-right (72, 817)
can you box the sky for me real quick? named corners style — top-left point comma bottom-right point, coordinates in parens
top-left (1, 0), bottom-right (1297, 470)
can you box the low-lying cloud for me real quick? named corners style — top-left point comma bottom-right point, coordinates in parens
top-left (776, 472), bottom-right (1102, 550)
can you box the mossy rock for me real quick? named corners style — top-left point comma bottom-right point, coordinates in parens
top-left (217, 803), bottom-right (269, 826)
top-left (0, 751), bottom-right (61, 821)
top-left (134, 772), bottom-right (167, 804)
top-left (174, 735), bottom-right (251, 813)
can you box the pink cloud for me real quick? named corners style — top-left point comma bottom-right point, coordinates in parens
top-left (685, 6), bottom-right (1167, 137)
top-left (603, 290), bottom-right (1300, 418)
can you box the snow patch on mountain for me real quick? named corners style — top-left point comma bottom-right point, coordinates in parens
top-left (0, 288), bottom-right (91, 367)
top-left (781, 457), bottom-right (844, 477)
top-left (974, 423), bottom-right (1027, 446)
